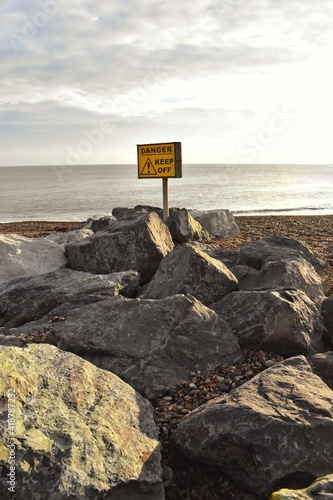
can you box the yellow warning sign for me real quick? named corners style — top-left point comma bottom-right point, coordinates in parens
top-left (137, 142), bottom-right (182, 179)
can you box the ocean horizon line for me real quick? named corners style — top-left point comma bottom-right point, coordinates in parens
top-left (0, 162), bottom-right (333, 169)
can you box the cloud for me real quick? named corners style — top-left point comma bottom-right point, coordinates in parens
top-left (0, 0), bottom-right (333, 165)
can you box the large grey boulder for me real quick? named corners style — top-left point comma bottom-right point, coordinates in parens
top-left (237, 235), bottom-right (325, 271)
top-left (0, 268), bottom-right (139, 328)
top-left (142, 244), bottom-right (239, 306)
top-left (270, 473), bottom-right (333, 499)
top-left (238, 258), bottom-right (326, 308)
top-left (211, 289), bottom-right (324, 356)
top-left (173, 356), bottom-right (333, 498)
top-left (0, 344), bottom-right (163, 499)
top-left (165, 208), bottom-right (209, 243)
top-left (65, 212), bottom-right (174, 284)
top-left (0, 234), bottom-right (66, 284)
top-left (322, 294), bottom-right (333, 346)
top-left (45, 294), bottom-right (241, 399)
top-left (190, 209), bottom-right (240, 239)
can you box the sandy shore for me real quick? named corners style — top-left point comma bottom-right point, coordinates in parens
top-left (1, 215), bottom-right (332, 294)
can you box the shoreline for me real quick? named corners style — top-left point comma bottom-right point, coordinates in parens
top-left (1, 215), bottom-right (333, 294)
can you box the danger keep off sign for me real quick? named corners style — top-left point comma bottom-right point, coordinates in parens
top-left (137, 142), bottom-right (182, 179)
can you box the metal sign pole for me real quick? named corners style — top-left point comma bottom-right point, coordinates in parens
top-left (162, 178), bottom-right (169, 220)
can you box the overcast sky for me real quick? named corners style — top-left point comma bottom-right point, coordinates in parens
top-left (1, 0), bottom-right (333, 166)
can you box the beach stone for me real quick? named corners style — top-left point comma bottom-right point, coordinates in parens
top-left (190, 209), bottom-right (240, 239)
top-left (322, 294), bottom-right (333, 346)
top-left (0, 344), bottom-right (163, 499)
top-left (0, 268), bottom-right (139, 328)
top-left (65, 211), bottom-right (174, 284)
top-left (45, 228), bottom-right (93, 247)
top-left (165, 208), bottom-right (209, 243)
top-left (45, 294), bottom-right (241, 399)
top-left (308, 352), bottom-right (333, 390)
top-left (211, 289), bottom-right (324, 356)
top-left (173, 356), bottom-right (333, 498)
top-left (238, 258), bottom-right (326, 308)
top-left (270, 473), bottom-right (333, 499)
top-left (237, 235), bottom-right (325, 271)
top-left (141, 244), bottom-right (239, 306)
top-left (0, 234), bottom-right (66, 284)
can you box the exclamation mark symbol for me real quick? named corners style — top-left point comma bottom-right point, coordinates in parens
top-left (142, 158), bottom-right (157, 175)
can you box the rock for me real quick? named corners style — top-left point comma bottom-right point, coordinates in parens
top-left (0, 333), bottom-right (27, 347)
top-left (322, 295), bottom-right (333, 346)
top-left (173, 356), bottom-right (333, 498)
top-left (191, 242), bottom-right (240, 269)
top-left (308, 352), bottom-right (333, 389)
top-left (230, 265), bottom-right (260, 288)
top-left (86, 216), bottom-right (116, 233)
top-left (0, 234), bottom-right (66, 284)
top-left (237, 235), bottom-right (325, 271)
top-left (141, 244), bottom-right (239, 306)
top-left (190, 209), bottom-right (240, 239)
top-left (65, 211), bottom-right (174, 284)
top-left (270, 473), bottom-right (333, 499)
top-left (0, 344), bottom-right (163, 499)
top-left (112, 205), bottom-right (163, 220)
top-left (165, 208), bottom-right (209, 243)
top-left (45, 294), bottom-right (241, 399)
top-left (0, 268), bottom-right (140, 328)
top-left (238, 258), bottom-right (326, 309)
top-left (45, 228), bottom-right (93, 247)
top-left (134, 205), bottom-right (165, 217)
top-left (211, 289), bottom-right (324, 356)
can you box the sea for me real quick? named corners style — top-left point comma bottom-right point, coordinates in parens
top-left (1, 163), bottom-right (333, 222)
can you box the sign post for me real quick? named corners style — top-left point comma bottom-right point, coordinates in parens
top-left (162, 178), bottom-right (169, 220)
top-left (137, 142), bottom-right (182, 220)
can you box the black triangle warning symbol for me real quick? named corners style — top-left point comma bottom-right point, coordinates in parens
top-left (141, 158), bottom-right (157, 176)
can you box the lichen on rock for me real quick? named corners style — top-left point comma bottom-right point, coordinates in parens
top-left (0, 344), bottom-right (163, 499)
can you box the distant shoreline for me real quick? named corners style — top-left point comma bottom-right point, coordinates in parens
top-left (1, 210), bottom-right (333, 225)
top-left (1, 213), bottom-right (333, 235)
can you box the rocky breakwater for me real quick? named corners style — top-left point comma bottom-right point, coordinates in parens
top-left (0, 206), bottom-right (333, 499)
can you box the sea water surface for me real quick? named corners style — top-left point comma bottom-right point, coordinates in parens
top-left (1, 163), bottom-right (333, 222)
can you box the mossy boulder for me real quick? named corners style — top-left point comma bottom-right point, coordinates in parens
top-left (0, 344), bottom-right (163, 499)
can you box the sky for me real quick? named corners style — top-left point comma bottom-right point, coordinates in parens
top-left (1, 0), bottom-right (333, 166)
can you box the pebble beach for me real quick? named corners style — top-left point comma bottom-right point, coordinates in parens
top-left (1, 214), bottom-right (333, 499)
